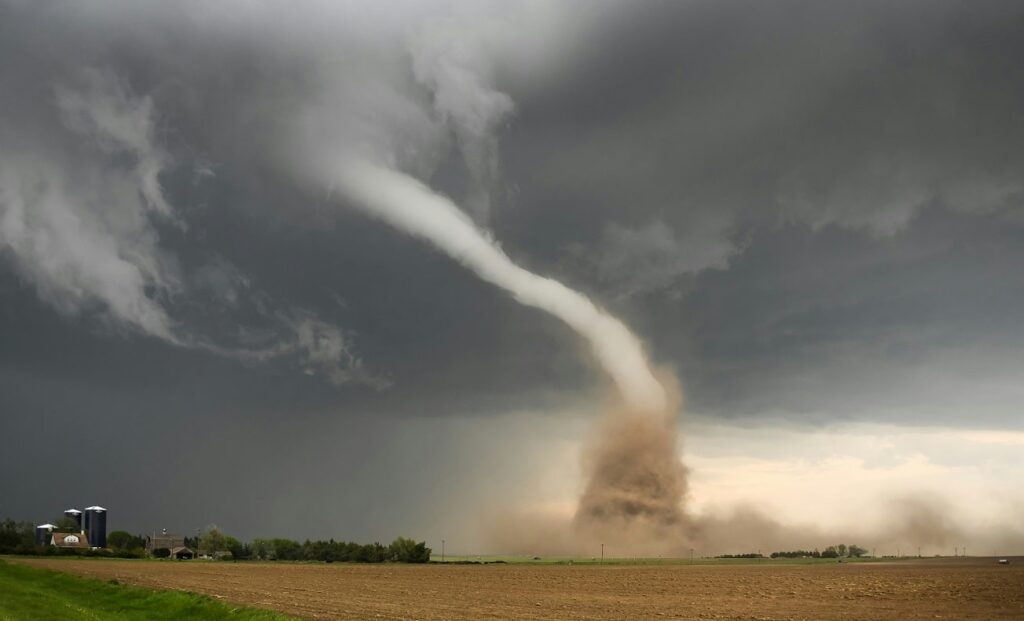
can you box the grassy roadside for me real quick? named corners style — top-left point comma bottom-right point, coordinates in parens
top-left (0, 559), bottom-right (295, 620)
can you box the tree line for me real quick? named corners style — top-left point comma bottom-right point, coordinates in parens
top-left (186, 528), bottom-right (431, 563)
top-left (770, 544), bottom-right (868, 558)
top-left (716, 552), bottom-right (764, 558)
top-left (1, 518), bottom-right (430, 563)
top-left (715, 544), bottom-right (870, 559)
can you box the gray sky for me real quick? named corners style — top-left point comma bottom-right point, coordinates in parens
top-left (1, 0), bottom-right (1022, 552)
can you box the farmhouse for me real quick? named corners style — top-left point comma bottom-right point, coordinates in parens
top-left (51, 532), bottom-right (90, 549)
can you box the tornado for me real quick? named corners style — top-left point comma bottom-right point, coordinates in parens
top-left (332, 159), bottom-right (688, 542)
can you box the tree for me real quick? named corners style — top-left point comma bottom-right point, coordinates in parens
top-left (388, 537), bottom-right (431, 563)
top-left (251, 538), bottom-right (272, 560)
top-left (108, 531), bottom-right (144, 551)
top-left (224, 536), bottom-right (250, 560)
top-left (848, 544), bottom-right (868, 558)
top-left (54, 515), bottom-right (79, 531)
top-left (837, 544), bottom-right (848, 557)
top-left (0, 519), bottom-right (34, 552)
top-left (200, 528), bottom-right (226, 554)
top-left (354, 542), bottom-right (387, 563)
top-left (272, 538), bottom-right (301, 561)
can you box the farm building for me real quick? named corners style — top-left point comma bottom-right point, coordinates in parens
top-left (51, 532), bottom-right (90, 549)
top-left (146, 531), bottom-right (186, 556)
top-left (83, 506), bottom-right (107, 548)
top-left (34, 523), bottom-right (56, 546)
top-left (31, 504), bottom-right (108, 549)
top-left (169, 546), bottom-right (195, 560)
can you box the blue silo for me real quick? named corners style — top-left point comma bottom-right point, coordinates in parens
top-left (83, 506), bottom-right (107, 548)
top-left (35, 523), bottom-right (55, 546)
top-left (64, 509), bottom-right (82, 531)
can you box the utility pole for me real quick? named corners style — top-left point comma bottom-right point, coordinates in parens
top-left (600, 543), bottom-right (604, 565)
top-left (441, 539), bottom-right (445, 563)
top-left (917, 546), bottom-right (921, 558)
top-left (690, 548), bottom-right (693, 565)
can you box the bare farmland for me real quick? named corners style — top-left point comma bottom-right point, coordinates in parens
top-left (14, 557), bottom-right (1023, 620)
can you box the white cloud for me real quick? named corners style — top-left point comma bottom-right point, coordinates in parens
top-left (54, 68), bottom-right (175, 220)
top-left (285, 310), bottom-right (391, 390)
top-left (777, 160), bottom-right (1024, 235)
top-left (0, 68), bottom-right (181, 340)
top-left (588, 218), bottom-right (736, 298)
top-left (409, 11), bottom-right (515, 222)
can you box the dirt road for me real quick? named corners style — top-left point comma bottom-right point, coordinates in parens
top-left (14, 557), bottom-right (1023, 620)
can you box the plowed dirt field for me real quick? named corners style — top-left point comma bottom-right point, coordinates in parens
top-left (14, 557), bottom-right (1023, 620)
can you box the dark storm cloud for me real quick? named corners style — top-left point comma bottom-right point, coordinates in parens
top-left (499, 0), bottom-right (1024, 262)
top-left (1, 0), bottom-right (1023, 540)
top-left (648, 204), bottom-right (1024, 426)
top-left (491, 0), bottom-right (1024, 427)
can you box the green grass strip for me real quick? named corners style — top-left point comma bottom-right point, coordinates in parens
top-left (0, 559), bottom-right (295, 621)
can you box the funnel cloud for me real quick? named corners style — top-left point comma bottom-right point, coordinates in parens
top-left (331, 160), bottom-right (667, 414)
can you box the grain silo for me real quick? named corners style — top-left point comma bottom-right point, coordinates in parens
top-left (64, 508), bottom-right (82, 531)
top-left (35, 523), bottom-right (55, 546)
top-left (83, 506), bottom-right (107, 548)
